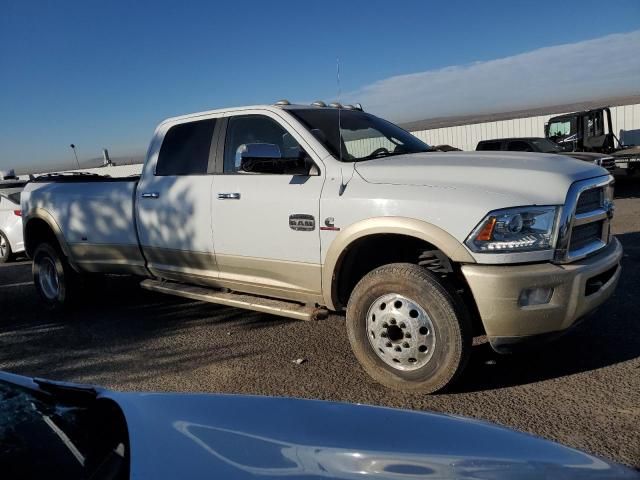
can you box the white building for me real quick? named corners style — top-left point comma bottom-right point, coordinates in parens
top-left (402, 96), bottom-right (640, 151)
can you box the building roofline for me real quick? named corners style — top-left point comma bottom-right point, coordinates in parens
top-left (399, 94), bottom-right (640, 131)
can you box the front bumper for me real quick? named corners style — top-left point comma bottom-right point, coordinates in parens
top-left (461, 237), bottom-right (623, 352)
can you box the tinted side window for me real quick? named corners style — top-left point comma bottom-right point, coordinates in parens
top-left (223, 115), bottom-right (303, 173)
top-left (507, 141), bottom-right (534, 152)
top-left (585, 112), bottom-right (604, 137)
top-left (476, 141), bottom-right (502, 151)
top-left (156, 119), bottom-right (216, 176)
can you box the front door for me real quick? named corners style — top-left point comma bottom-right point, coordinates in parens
top-left (211, 112), bottom-right (324, 302)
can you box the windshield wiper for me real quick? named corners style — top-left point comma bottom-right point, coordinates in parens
top-left (355, 149), bottom-right (433, 162)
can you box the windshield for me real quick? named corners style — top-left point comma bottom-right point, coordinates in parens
top-left (0, 379), bottom-right (129, 479)
top-left (288, 109), bottom-right (432, 161)
top-left (547, 117), bottom-right (576, 141)
top-left (531, 138), bottom-right (562, 153)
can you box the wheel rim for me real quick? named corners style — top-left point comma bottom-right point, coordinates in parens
top-left (0, 235), bottom-right (7, 258)
top-left (38, 256), bottom-right (60, 300)
top-left (366, 293), bottom-right (436, 371)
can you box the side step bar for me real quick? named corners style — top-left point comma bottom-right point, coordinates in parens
top-left (140, 279), bottom-right (328, 321)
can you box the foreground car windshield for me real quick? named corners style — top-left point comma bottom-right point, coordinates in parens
top-left (289, 108), bottom-right (432, 161)
top-left (0, 379), bottom-right (129, 479)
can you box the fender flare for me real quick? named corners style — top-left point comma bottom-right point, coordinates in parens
top-left (322, 216), bottom-right (475, 310)
top-left (23, 209), bottom-right (77, 268)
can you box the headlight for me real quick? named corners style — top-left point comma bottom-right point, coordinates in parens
top-left (466, 206), bottom-right (559, 253)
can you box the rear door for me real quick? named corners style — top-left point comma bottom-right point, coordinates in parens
top-left (210, 111), bottom-right (324, 302)
top-left (136, 116), bottom-right (222, 283)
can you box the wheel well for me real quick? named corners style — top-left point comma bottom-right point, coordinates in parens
top-left (333, 234), bottom-right (485, 336)
top-left (25, 218), bottom-right (59, 257)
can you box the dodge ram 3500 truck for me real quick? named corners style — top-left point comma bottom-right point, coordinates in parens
top-left (22, 102), bottom-right (622, 393)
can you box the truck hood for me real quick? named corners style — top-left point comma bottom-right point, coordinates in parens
top-left (354, 151), bottom-right (607, 205)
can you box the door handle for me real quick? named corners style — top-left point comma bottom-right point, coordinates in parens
top-left (141, 192), bottom-right (159, 199)
top-left (217, 193), bottom-right (241, 200)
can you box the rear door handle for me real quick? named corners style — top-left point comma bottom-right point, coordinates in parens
top-left (217, 193), bottom-right (241, 200)
top-left (141, 192), bottom-right (159, 199)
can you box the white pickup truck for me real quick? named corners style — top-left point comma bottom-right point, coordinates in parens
top-left (22, 102), bottom-right (622, 393)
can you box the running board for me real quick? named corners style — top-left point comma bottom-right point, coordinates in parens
top-left (140, 279), bottom-right (327, 321)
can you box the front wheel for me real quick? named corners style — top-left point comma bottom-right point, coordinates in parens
top-left (32, 242), bottom-right (79, 311)
top-left (346, 263), bottom-right (471, 393)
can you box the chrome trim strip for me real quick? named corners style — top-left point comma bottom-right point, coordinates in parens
top-left (573, 209), bottom-right (607, 226)
top-left (567, 240), bottom-right (607, 260)
top-left (554, 175), bottom-right (614, 264)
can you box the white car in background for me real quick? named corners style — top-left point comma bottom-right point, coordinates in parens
top-left (0, 183), bottom-right (26, 263)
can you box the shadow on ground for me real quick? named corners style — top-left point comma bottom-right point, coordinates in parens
top-left (0, 275), bottom-right (292, 385)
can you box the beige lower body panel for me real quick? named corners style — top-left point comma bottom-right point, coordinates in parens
top-left (462, 237), bottom-right (623, 339)
top-left (144, 247), bottom-right (219, 284)
top-left (145, 249), bottom-right (324, 305)
top-left (68, 243), bottom-right (147, 275)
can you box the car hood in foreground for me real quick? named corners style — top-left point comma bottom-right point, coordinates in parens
top-left (1, 372), bottom-right (637, 480)
top-left (354, 151), bottom-right (607, 205)
top-left (109, 391), bottom-right (636, 479)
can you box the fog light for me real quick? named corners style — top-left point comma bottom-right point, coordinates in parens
top-left (519, 287), bottom-right (553, 306)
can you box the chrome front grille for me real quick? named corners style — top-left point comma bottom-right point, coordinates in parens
top-left (555, 176), bottom-right (614, 263)
top-left (575, 187), bottom-right (602, 214)
top-left (570, 220), bottom-right (604, 251)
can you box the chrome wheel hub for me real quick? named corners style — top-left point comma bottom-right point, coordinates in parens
top-left (38, 256), bottom-right (60, 300)
top-left (367, 293), bottom-right (436, 371)
top-left (0, 236), bottom-right (6, 258)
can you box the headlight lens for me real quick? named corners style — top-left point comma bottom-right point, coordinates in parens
top-left (466, 206), bottom-right (559, 253)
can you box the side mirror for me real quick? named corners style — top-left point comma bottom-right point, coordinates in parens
top-left (239, 143), bottom-right (283, 173)
top-left (239, 142), bottom-right (319, 176)
top-left (240, 143), bottom-right (282, 161)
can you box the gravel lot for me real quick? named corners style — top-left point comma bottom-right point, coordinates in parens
top-left (1, 178), bottom-right (639, 467)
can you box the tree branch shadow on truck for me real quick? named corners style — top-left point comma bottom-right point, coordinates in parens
top-left (451, 230), bottom-right (640, 394)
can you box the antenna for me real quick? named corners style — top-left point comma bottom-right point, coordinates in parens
top-left (337, 58), bottom-right (343, 164)
top-left (337, 58), bottom-right (355, 196)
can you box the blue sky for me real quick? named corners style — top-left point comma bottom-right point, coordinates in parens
top-left (1, 0), bottom-right (639, 172)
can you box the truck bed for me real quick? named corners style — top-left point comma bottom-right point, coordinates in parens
top-left (23, 174), bottom-right (146, 274)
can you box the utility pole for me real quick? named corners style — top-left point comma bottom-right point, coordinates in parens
top-left (70, 144), bottom-right (80, 169)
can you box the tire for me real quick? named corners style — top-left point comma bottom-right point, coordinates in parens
top-left (0, 231), bottom-right (12, 264)
top-left (32, 242), bottom-right (79, 311)
top-left (346, 263), bottom-right (471, 393)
